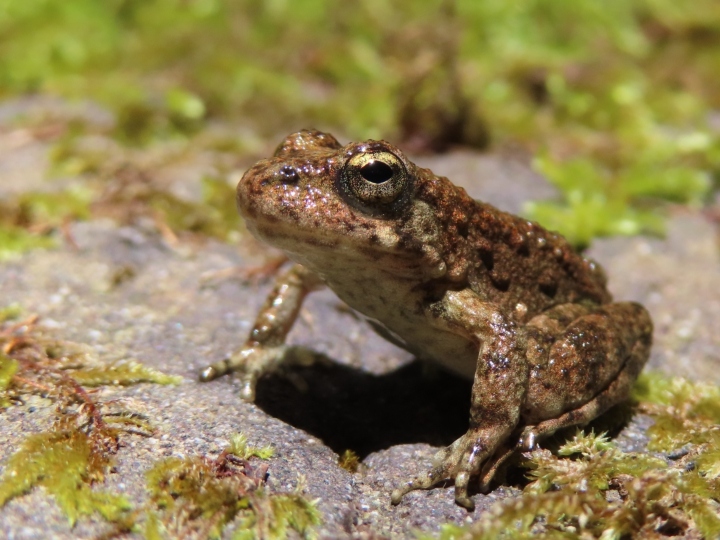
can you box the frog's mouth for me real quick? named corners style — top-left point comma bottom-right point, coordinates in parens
top-left (240, 191), bottom-right (447, 285)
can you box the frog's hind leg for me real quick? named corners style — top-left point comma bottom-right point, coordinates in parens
top-left (479, 301), bottom-right (653, 492)
top-left (478, 353), bottom-right (642, 492)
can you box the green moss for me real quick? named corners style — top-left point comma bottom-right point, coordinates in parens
top-left (633, 372), bottom-right (720, 455)
top-left (0, 354), bottom-right (18, 408)
top-left (226, 433), bottom-right (275, 460)
top-left (338, 449), bottom-right (360, 473)
top-left (0, 187), bottom-right (94, 260)
top-left (0, 354), bottom-right (18, 391)
top-left (234, 492), bottom-right (321, 540)
top-left (0, 309), bottom-right (177, 527)
top-left (436, 432), bottom-right (720, 538)
top-left (525, 154), bottom-right (711, 247)
top-left (144, 434), bottom-right (319, 539)
top-left (152, 176), bottom-right (241, 242)
top-left (0, 304), bottom-right (22, 323)
top-left (70, 361), bottom-right (182, 387)
top-left (16, 187), bottom-right (93, 223)
top-left (0, 430), bottom-right (131, 525)
top-left (0, 227), bottom-right (56, 261)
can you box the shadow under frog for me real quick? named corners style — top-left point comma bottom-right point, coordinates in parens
top-left (253, 347), bottom-right (472, 458)
top-left (200, 130), bottom-right (652, 510)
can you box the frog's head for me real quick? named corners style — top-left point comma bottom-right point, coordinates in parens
top-left (237, 130), bottom-right (462, 281)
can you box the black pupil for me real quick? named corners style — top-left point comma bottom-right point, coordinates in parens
top-left (359, 160), bottom-right (393, 184)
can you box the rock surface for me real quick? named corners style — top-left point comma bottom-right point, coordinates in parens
top-left (1, 104), bottom-right (719, 538)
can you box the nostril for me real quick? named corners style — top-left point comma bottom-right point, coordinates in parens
top-left (277, 165), bottom-right (299, 184)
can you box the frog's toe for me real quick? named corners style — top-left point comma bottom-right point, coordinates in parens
top-left (453, 471), bottom-right (475, 510)
top-left (198, 363), bottom-right (223, 382)
top-left (237, 372), bottom-right (259, 401)
top-left (391, 440), bottom-right (479, 507)
top-left (199, 345), bottom-right (290, 402)
top-left (390, 464), bottom-right (449, 505)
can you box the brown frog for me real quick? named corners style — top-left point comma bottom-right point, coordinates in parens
top-left (200, 130), bottom-right (653, 510)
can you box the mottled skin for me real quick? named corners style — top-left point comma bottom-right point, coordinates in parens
top-left (200, 130), bottom-right (653, 509)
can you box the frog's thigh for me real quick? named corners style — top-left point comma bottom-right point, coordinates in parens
top-left (479, 302), bottom-right (651, 490)
top-left (524, 301), bottom-right (652, 424)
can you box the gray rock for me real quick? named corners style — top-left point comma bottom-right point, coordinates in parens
top-left (1, 113), bottom-right (716, 538)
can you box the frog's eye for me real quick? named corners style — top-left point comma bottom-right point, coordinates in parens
top-left (339, 150), bottom-right (413, 215)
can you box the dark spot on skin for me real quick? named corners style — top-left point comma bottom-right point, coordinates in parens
top-left (368, 232), bottom-right (379, 244)
top-left (539, 280), bottom-right (558, 298)
top-left (516, 239), bottom-right (530, 257)
top-left (479, 248), bottom-right (494, 272)
top-left (345, 290), bottom-right (357, 301)
top-left (457, 221), bottom-right (469, 239)
top-left (490, 270), bottom-right (511, 292)
top-left (397, 230), bottom-right (415, 249)
top-left (412, 281), bottom-right (447, 304)
top-left (243, 206), bottom-right (259, 219)
top-left (509, 230), bottom-right (529, 256)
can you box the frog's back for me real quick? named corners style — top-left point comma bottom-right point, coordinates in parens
top-left (413, 171), bottom-right (611, 319)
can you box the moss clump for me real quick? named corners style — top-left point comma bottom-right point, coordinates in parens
top-left (144, 435), bottom-right (319, 539)
top-left (0, 429), bottom-right (131, 526)
top-left (147, 176), bottom-right (242, 243)
top-left (69, 149), bottom-right (242, 244)
top-left (226, 432), bottom-right (275, 460)
top-left (70, 361), bottom-right (182, 387)
top-left (0, 187), bottom-right (93, 260)
top-left (0, 141), bottom-right (241, 259)
top-left (0, 309), bottom-right (177, 528)
top-left (0, 227), bottom-right (56, 261)
top-left (633, 373), bottom-right (720, 460)
top-left (428, 373), bottom-right (720, 539)
top-left (524, 155), bottom-right (709, 248)
top-left (338, 449), bottom-right (361, 473)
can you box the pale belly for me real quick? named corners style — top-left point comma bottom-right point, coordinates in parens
top-left (361, 313), bottom-right (478, 380)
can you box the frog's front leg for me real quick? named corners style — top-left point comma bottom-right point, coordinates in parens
top-left (199, 263), bottom-right (324, 400)
top-left (391, 289), bottom-right (528, 510)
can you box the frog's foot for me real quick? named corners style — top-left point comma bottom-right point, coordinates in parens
top-left (198, 345), bottom-right (287, 401)
top-left (391, 428), bottom-right (508, 510)
top-left (478, 427), bottom-right (539, 492)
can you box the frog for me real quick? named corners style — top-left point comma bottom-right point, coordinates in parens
top-left (199, 129), bottom-right (653, 510)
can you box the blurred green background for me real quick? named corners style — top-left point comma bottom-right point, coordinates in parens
top-left (1, 0), bottom-right (719, 249)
